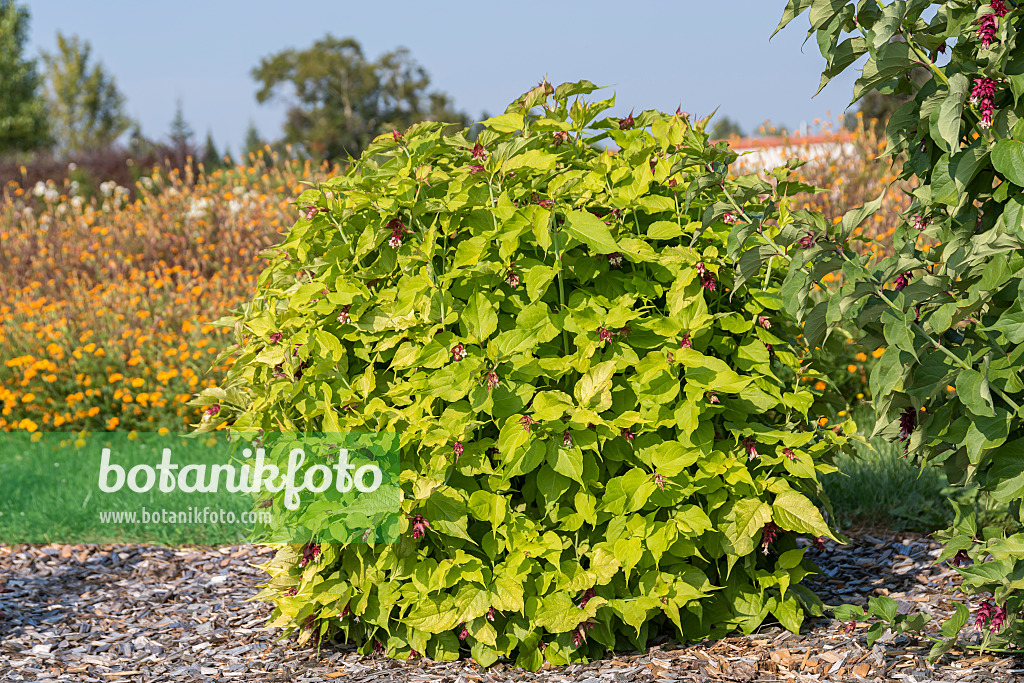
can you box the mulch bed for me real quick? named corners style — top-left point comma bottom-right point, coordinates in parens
top-left (1, 531), bottom-right (1021, 682)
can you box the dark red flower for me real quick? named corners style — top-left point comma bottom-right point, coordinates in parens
top-left (798, 231), bottom-right (818, 248)
top-left (619, 112), bottom-right (635, 130)
top-left (598, 327), bottom-right (616, 345)
top-left (572, 621), bottom-right (596, 646)
top-left (408, 649), bottom-right (419, 660)
top-left (205, 404), bottom-right (221, 417)
top-left (562, 430), bottom-right (573, 448)
top-left (950, 549), bottom-right (971, 567)
top-left (971, 77), bottom-right (999, 128)
top-left (485, 371), bottom-right (500, 391)
top-left (471, 142), bottom-right (487, 160)
top-left (487, 607), bottom-right (495, 621)
top-left (411, 515), bottom-right (430, 539)
top-left (284, 587), bottom-right (297, 597)
top-left (453, 440), bottom-right (464, 457)
top-left (578, 588), bottom-right (597, 609)
top-left (620, 427), bottom-right (635, 442)
top-left (373, 640), bottom-right (385, 655)
top-left (758, 316), bottom-right (771, 330)
top-left (337, 305), bottom-right (351, 324)
top-left (707, 392), bottom-right (720, 404)
top-left (538, 198), bottom-right (553, 209)
top-left (680, 333), bottom-right (692, 349)
top-left (469, 164), bottom-right (486, 175)
top-left (518, 414), bottom-right (539, 432)
top-left (696, 262), bottom-right (717, 291)
top-left (458, 623), bottom-right (469, 640)
top-left (506, 267), bottom-right (521, 289)
top-left (299, 541), bottom-right (321, 568)
top-left (898, 408), bottom-right (916, 442)
top-left (977, 13), bottom-right (998, 48)
top-left (974, 601), bottom-right (1007, 633)
top-left (451, 343), bottom-right (468, 361)
top-left (258, 497), bottom-right (273, 509)
top-left (894, 271), bottom-right (912, 291)
top-left (392, 128), bottom-right (403, 141)
top-left (386, 218), bottom-right (406, 248)
top-left (653, 473), bottom-right (667, 490)
top-left (305, 207), bottom-right (319, 220)
top-left (761, 522), bottom-right (783, 552)
top-left (843, 620), bottom-right (856, 634)
top-left (723, 212), bottom-right (740, 225)
top-left (813, 536), bottom-right (826, 551)
top-left (552, 130), bottom-right (571, 147)
top-left (783, 448), bottom-right (798, 461)
top-left (743, 437), bottom-right (759, 460)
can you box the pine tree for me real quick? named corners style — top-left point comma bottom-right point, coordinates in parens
top-left (202, 130), bottom-right (220, 171)
top-left (243, 121), bottom-right (264, 160)
top-left (168, 99), bottom-right (194, 151)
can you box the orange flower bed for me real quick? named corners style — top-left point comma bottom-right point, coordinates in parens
top-left (0, 150), bottom-right (337, 433)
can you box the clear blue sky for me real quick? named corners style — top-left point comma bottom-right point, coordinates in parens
top-left (25, 1), bottom-right (860, 155)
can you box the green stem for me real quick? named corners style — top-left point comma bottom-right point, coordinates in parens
top-left (708, 163), bottom-right (789, 260)
top-left (550, 212), bottom-right (570, 357)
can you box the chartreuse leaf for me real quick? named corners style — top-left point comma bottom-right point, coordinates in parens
top-left (772, 490), bottom-right (833, 539)
top-left (563, 210), bottom-right (619, 253)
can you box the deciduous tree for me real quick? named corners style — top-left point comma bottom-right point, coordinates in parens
top-left (42, 32), bottom-right (132, 153)
top-left (251, 35), bottom-right (468, 160)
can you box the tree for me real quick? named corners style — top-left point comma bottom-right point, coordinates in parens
top-left (168, 99), bottom-right (194, 151)
top-left (42, 32), bottom-right (132, 154)
top-left (202, 130), bottom-right (221, 170)
top-left (251, 35), bottom-right (469, 160)
top-left (711, 116), bottom-right (746, 140)
top-left (0, 0), bottom-right (48, 154)
top-left (242, 120), bottom-right (264, 159)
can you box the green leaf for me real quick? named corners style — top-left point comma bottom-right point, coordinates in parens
top-left (803, 301), bottom-right (830, 349)
top-left (854, 41), bottom-right (914, 101)
top-left (940, 602), bottom-right (969, 638)
top-left (722, 498), bottom-right (773, 556)
top-left (772, 490), bottom-right (832, 538)
top-left (563, 210), bottom-right (619, 254)
top-left (992, 138), bottom-right (1024, 186)
top-left (934, 73), bottom-right (969, 152)
top-left (773, 0), bottom-right (814, 37)
top-left (463, 292), bottom-right (498, 343)
top-left (868, 595), bottom-right (898, 623)
top-left (955, 369), bottom-right (995, 417)
top-left (483, 113), bottom-right (524, 133)
top-left (573, 360), bottom-right (617, 409)
top-left (530, 592), bottom-right (604, 633)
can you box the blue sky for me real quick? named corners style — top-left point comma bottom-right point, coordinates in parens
top-left (25, 1), bottom-right (860, 155)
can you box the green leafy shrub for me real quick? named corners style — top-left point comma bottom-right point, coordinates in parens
top-left (205, 81), bottom-right (849, 667)
top-left (777, 0), bottom-right (1024, 655)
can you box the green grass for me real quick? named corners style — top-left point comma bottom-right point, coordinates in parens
top-left (822, 407), bottom-right (1012, 533)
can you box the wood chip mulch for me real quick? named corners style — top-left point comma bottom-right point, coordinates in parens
top-left (1, 531), bottom-right (1021, 682)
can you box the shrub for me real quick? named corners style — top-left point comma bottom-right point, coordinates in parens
top-left (777, 0), bottom-right (1024, 655)
top-left (201, 81), bottom-right (850, 667)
